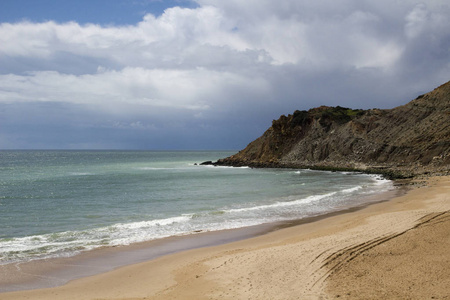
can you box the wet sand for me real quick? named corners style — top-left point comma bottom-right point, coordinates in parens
top-left (0, 223), bottom-right (278, 293)
top-left (1, 176), bottom-right (448, 299)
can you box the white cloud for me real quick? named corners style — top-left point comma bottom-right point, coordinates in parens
top-left (2, 1), bottom-right (447, 73)
top-left (0, 0), bottom-right (449, 149)
top-left (0, 67), bottom-right (270, 115)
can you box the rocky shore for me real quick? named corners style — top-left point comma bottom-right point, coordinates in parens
top-left (209, 81), bottom-right (450, 179)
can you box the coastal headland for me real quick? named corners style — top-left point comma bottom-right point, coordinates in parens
top-left (214, 81), bottom-right (450, 179)
top-left (1, 81), bottom-right (449, 299)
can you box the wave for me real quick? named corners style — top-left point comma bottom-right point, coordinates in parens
top-left (112, 215), bottom-right (191, 230)
top-left (227, 192), bottom-right (337, 213)
top-left (69, 172), bottom-right (95, 176)
top-left (341, 186), bottom-right (363, 194)
top-left (0, 215), bottom-right (194, 264)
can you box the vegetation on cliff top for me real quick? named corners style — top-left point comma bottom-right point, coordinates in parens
top-left (217, 81), bottom-right (450, 178)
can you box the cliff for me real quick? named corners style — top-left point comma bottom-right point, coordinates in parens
top-left (216, 81), bottom-right (450, 178)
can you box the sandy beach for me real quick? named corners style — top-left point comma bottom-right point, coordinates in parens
top-left (1, 175), bottom-right (449, 300)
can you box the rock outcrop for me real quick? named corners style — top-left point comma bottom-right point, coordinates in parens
top-left (216, 81), bottom-right (450, 178)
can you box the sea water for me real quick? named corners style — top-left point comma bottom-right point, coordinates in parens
top-left (0, 150), bottom-right (393, 265)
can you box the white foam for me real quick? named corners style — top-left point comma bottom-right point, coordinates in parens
top-left (227, 192), bottom-right (337, 213)
top-left (70, 172), bottom-right (94, 176)
top-left (0, 215), bottom-right (197, 264)
top-left (340, 186), bottom-right (363, 194)
top-left (114, 215), bottom-right (192, 230)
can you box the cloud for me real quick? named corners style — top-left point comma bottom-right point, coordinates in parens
top-left (0, 0), bottom-right (449, 149)
top-left (0, 67), bottom-right (269, 115)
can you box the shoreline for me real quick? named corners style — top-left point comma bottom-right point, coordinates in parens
top-left (2, 175), bottom-right (448, 299)
top-left (0, 178), bottom-right (403, 294)
top-left (0, 221), bottom-right (279, 293)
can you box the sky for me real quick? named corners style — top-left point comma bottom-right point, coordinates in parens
top-left (0, 0), bottom-right (449, 150)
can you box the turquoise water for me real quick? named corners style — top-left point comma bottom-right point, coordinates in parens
top-left (0, 150), bottom-right (393, 264)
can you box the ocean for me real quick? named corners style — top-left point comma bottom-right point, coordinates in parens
top-left (0, 150), bottom-right (393, 265)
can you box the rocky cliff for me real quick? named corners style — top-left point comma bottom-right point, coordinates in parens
top-left (216, 81), bottom-right (450, 178)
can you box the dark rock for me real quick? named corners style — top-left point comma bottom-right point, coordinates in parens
top-left (217, 81), bottom-right (450, 178)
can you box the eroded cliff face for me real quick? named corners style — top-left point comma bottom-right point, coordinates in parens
top-left (217, 81), bottom-right (450, 178)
